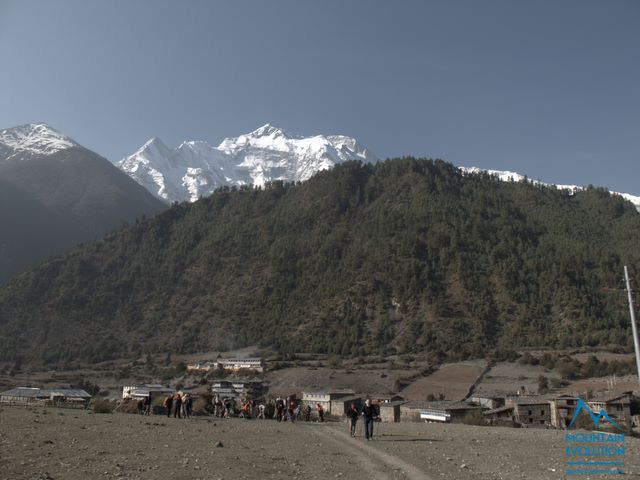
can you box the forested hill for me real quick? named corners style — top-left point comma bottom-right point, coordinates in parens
top-left (1, 158), bottom-right (639, 365)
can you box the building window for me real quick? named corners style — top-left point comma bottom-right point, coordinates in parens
top-left (528, 410), bottom-right (532, 415)
top-left (529, 418), bottom-right (533, 423)
top-left (541, 410), bottom-right (544, 415)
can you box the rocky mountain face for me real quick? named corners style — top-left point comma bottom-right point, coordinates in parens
top-left (117, 124), bottom-right (378, 203)
top-left (0, 123), bottom-right (167, 282)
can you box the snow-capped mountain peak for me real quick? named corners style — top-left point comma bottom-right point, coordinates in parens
top-left (118, 124), bottom-right (379, 203)
top-left (0, 123), bottom-right (78, 160)
top-left (249, 123), bottom-right (290, 138)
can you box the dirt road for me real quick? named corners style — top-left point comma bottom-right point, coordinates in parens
top-left (313, 423), bottom-right (432, 480)
top-left (1, 407), bottom-right (638, 479)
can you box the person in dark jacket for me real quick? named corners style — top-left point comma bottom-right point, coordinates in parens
top-left (362, 399), bottom-right (378, 440)
top-left (348, 402), bottom-right (359, 437)
top-left (173, 393), bottom-right (182, 419)
top-left (163, 395), bottom-right (172, 417)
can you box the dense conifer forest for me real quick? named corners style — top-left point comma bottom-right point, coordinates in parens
top-left (0, 158), bottom-right (638, 364)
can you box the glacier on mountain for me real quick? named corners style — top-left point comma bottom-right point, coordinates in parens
top-left (117, 124), bottom-right (378, 203)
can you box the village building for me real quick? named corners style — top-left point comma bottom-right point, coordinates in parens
top-left (214, 358), bottom-right (264, 373)
top-left (400, 401), bottom-right (483, 423)
top-left (211, 378), bottom-right (266, 399)
top-left (504, 397), bottom-right (552, 427)
top-left (548, 394), bottom-right (579, 428)
top-left (302, 390), bottom-right (355, 414)
top-left (379, 400), bottom-right (406, 422)
top-left (0, 387), bottom-right (91, 408)
top-left (186, 361), bottom-right (215, 372)
top-left (122, 384), bottom-right (174, 400)
top-left (483, 404), bottom-right (517, 426)
top-left (468, 395), bottom-right (504, 410)
top-left (587, 393), bottom-right (633, 425)
top-left (368, 393), bottom-right (405, 404)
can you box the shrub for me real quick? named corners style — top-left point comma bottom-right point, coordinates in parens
top-left (462, 409), bottom-right (486, 426)
top-left (93, 399), bottom-right (113, 413)
top-left (538, 375), bottom-right (549, 393)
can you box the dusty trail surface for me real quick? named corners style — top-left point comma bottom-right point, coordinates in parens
top-left (1, 407), bottom-right (639, 479)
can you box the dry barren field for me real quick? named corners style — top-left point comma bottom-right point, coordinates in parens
top-left (400, 361), bottom-right (487, 401)
top-left (2, 407), bottom-right (638, 480)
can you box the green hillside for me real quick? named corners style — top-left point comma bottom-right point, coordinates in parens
top-left (1, 158), bottom-right (638, 365)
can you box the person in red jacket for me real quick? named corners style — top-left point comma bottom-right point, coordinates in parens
top-left (242, 400), bottom-right (251, 419)
top-left (317, 403), bottom-right (324, 422)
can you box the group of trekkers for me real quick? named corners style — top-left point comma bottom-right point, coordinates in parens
top-left (150, 392), bottom-right (381, 440)
top-left (162, 391), bottom-right (193, 419)
top-left (208, 395), bottom-right (327, 424)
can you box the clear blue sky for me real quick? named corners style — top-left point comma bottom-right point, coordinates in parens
top-left (1, 0), bottom-right (638, 193)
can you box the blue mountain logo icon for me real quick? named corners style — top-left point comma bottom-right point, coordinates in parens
top-left (567, 398), bottom-right (623, 431)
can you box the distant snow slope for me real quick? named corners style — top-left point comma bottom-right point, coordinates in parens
top-left (118, 124), bottom-right (378, 203)
top-left (459, 166), bottom-right (640, 212)
top-left (0, 123), bottom-right (78, 160)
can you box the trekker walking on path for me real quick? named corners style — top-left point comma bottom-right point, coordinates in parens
top-left (173, 393), bottom-right (182, 419)
top-left (137, 399), bottom-right (144, 415)
top-left (257, 403), bottom-right (266, 420)
top-left (305, 404), bottom-right (312, 422)
top-left (163, 395), bottom-right (172, 417)
top-left (223, 398), bottom-right (233, 418)
top-left (186, 394), bottom-right (193, 418)
top-left (348, 402), bottom-right (359, 437)
top-left (241, 400), bottom-right (251, 419)
top-left (182, 393), bottom-right (191, 419)
top-left (317, 403), bottom-right (324, 422)
top-left (213, 397), bottom-right (223, 417)
top-left (287, 397), bottom-right (296, 423)
top-left (362, 399), bottom-right (378, 440)
top-left (144, 395), bottom-right (152, 416)
top-left (275, 398), bottom-right (285, 422)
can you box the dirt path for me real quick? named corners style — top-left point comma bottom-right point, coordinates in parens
top-left (312, 423), bottom-right (433, 480)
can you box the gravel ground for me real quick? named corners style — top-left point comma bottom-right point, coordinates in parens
top-left (1, 407), bottom-right (638, 480)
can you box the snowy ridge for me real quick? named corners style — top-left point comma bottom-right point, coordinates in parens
top-left (118, 124), bottom-right (378, 203)
top-left (0, 123), bottom-right (78, 160)
top-left (459, 166), bottom-right (640, 212)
